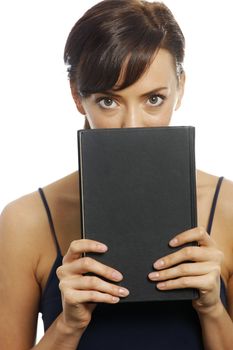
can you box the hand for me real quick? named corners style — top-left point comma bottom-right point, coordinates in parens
top-left (56, 239), bottom-right (129, 331)
top-left (148, 227), bottom-right (224, 314)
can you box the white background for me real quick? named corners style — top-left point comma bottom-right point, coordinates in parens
top-left (0, 0), bottom-right (233, 343)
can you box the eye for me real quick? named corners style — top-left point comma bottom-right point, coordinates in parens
top-left (146, 94), bottom-right (165, 107)
top-left (97, 97), bottom-right (117, 109)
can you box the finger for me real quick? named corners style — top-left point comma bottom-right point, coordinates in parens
top-left (63, 239), bottom-right (108, 263)
top-left (74, 256), bottom-right (123, 281)
top-left (169, 227), bottom-right (214, 248)
top-left (154, 246), bottom-right (217, 270)
top-left (149, 262), bottom-right (220, 281)
top-left (63, 288), bottom-right (121, 305)
top-left (156, 270), bottom-right (220, 291)
top-left (57, 256), bottom-right (123, 282)
top-left (59, 275), bottom-right (130, 298)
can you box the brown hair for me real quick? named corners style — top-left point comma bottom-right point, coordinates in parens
top-left (64, 0), bottom-right (185, 127)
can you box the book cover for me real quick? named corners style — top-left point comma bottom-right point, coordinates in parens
top-left (78, 126), bottom-right (198, 302)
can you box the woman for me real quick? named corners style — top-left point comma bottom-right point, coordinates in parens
top-left (0, 0), bottom-right (233, 349)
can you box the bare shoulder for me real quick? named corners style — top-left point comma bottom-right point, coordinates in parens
top-left (0, 189), bottom-right (46, 266)
top-left (200, 170), bottom-right (233, 227)
top-left (0, 171), bottom-right (81, 283)
top-left (197, 169), bottom-right (233, 218)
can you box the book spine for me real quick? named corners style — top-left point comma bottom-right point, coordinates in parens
top-left (77, 131), bottom-right (86, 244)
top-left (188, 127), bottom-right (197, 228)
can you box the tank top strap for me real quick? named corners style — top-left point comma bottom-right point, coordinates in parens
top-left (38, 187), bottom-right (62, 256)
top-left (206, 176), bottom-right (224, 235)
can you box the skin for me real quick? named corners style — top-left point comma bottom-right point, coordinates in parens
top-left (1, 48), bottom-right (233, 349)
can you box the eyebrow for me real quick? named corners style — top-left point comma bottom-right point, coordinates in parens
top-left (97, 87), bottom-right (169, 98)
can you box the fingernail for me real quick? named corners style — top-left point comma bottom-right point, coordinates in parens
top-left (112, 271), bottom-right (123, 280)
top-left (149, 272), bottom-right (160, 280)
top-left (96, 244), bottom-right (108, 252)
top-left (154, 260), bottom-right (165, 268)
top-left (112, 297), bottom-right (120, 303)
top-left (157, 282), bottom-right (166, 289)
top-left (119, 288), bottom-right (129, 297)
top-left (169, 238), bottom-right (178, 246)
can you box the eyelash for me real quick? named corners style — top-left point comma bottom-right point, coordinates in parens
top-left (96, 97), bottom-right (117, 109)
top-left (95, 94), bottom-right (166, 109)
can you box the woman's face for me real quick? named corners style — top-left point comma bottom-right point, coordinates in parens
top-left (74, 49), bottom-right (185, 129)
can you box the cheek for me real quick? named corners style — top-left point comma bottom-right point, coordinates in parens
top-left (86, 112), bottom-right (120, 129)
top-left (143, 113), bottom-right (172, 127)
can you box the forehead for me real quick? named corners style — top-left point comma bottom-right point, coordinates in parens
top-left (114, 49), bottom-right (177, 94)
top-left (137, 49), bottom-right (176, 86)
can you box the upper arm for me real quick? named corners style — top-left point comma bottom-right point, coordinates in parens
top-left (0, 197), bottom-right (42, 349)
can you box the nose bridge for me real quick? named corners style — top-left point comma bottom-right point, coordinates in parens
top-left (122, 103), bottom-right (143, 128)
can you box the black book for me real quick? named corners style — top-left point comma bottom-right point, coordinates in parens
top-left (78, 126), bottom-right (198, 302)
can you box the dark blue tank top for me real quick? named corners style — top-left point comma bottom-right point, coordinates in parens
top-left (38, 176), bottom-right (227, 349)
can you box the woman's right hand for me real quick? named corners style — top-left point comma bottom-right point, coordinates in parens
top-left (56, 239), bottom-right (129, 332)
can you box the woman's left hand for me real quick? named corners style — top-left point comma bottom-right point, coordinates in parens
top-left (148, 227), bottom-right (224, 314)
